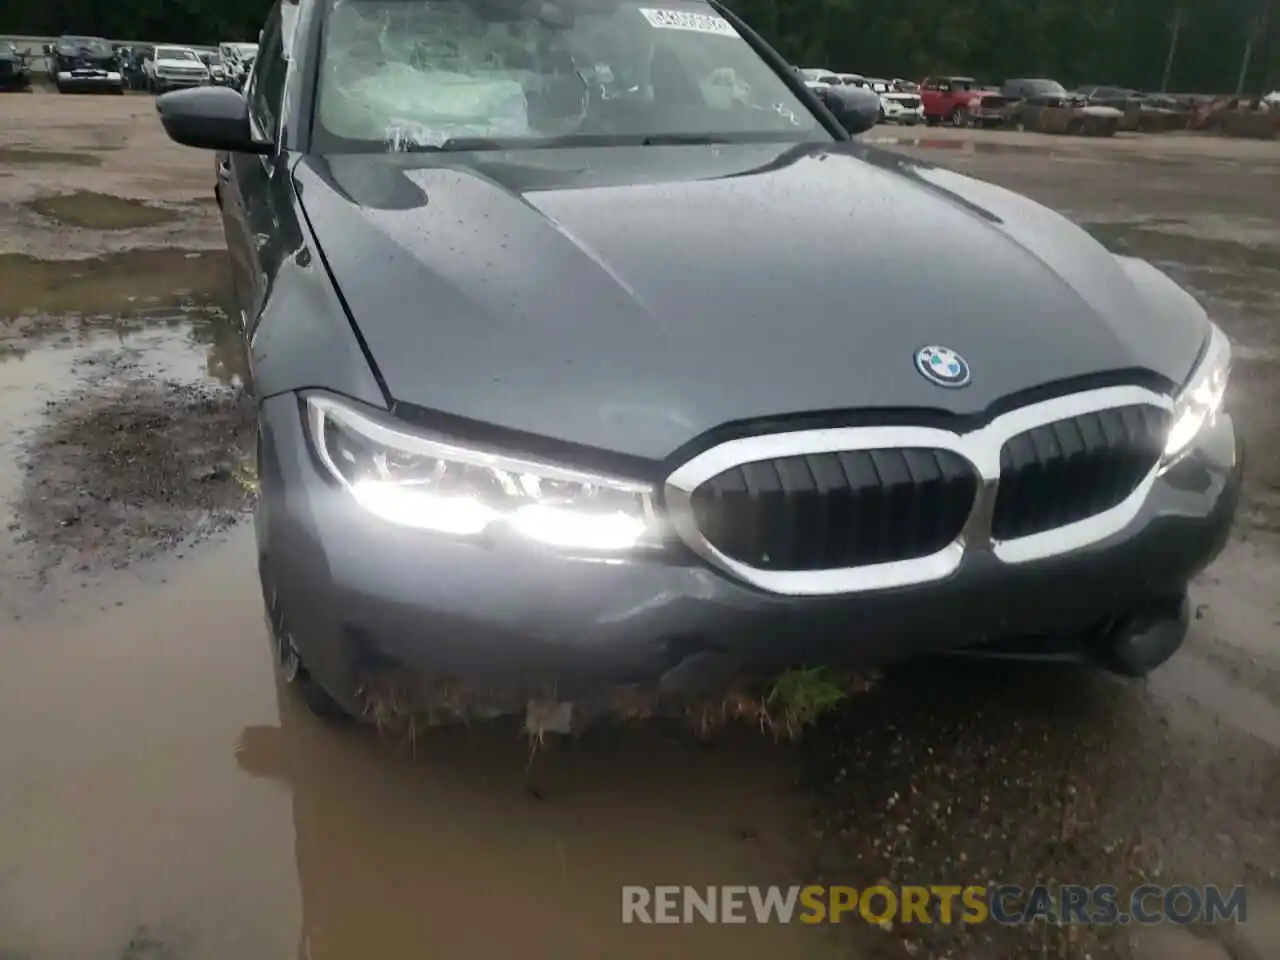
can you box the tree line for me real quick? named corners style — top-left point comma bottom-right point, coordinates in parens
top-left (6, 0), bottom-right (1277, 93)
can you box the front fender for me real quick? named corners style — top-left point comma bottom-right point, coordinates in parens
top-left (1111, 254), bottom-right (1212, 386)
top-left (249, 173), bottom-right (386, 409)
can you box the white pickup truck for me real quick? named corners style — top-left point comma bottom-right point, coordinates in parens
top-left (144, 46), bottom-right (209, 94)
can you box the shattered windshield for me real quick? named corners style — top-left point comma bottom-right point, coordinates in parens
top-left (314, 0), bottom-right (826, 151)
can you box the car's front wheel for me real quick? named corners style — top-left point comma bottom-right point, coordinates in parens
top-left (951, 107), bottom-right (968, 127)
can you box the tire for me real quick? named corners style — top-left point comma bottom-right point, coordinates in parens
top-left (951, 107), bottom-right (968, 128)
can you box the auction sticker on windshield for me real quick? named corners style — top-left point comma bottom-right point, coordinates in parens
top-left (638, 7), bottom-right (739, 35)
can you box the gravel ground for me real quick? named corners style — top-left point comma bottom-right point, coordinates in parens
top-left (0, 96), bottom-right (1277, 960)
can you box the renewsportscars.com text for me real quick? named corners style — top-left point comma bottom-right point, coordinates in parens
top-left (621, 884), bottom-right (1248, 926)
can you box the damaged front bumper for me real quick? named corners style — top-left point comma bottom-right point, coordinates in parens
top-left (255, 392), bottom-right (1242, 728)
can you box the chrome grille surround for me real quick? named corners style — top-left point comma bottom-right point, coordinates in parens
top-left (663, 385), bottom-right (1174, 597)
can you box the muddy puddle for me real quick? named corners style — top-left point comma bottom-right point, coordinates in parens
top-left (1, 250), bottom-right (252, 613)
top-left (25, 191), bottom-right (178, 230)
top-left (866, 135), bottom-right (1039, 154)
top-left (0, 528), bottom-right (846, 960)
top-left (0, 249), bottom-right (228, 325)
top-left (0, 148), bottom-right (102, 167)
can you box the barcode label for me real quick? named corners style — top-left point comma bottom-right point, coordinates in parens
top-left (638, 7), bottom-right (739, 36)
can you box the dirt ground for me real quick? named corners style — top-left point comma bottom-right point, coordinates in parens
top-left (2, 95), bottom-right (1279, 960)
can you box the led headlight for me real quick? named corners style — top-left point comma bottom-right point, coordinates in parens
top-left (305, 395), bottom-right (662, 551)
top-left (1161, 322), bottom-right (1231, 468)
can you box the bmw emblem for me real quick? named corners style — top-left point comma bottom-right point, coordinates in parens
top-left (915, 345), bottom-right (971, 388)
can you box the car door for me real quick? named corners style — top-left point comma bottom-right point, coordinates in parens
top-left (222, 4), bottom-right (287, 351)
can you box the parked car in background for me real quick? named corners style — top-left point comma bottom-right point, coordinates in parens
top-left (157, 0), bottom-right (1237, 734)
top-left (145, 46), bottom-right (211, 93)
top-left (200, 51), bottom-right (230, 85)
top-left (1001, 78), bottom-right (1123, 136)
top-left (1076, 85), bottom-right (1169, 132)
top-left (218, 41), bottom-right (259, 90)
top-left (880, 90), bottom-right (924, 124)
top-left (0, 41), bottom-right (33, 91)
top-left (920, 75), bottom-right (1013, 126)
top-left (48, 36), bottom-right (123, 94)
top-left (876, 81), bottom-right (924, 125)
top-left (116, 46), bottom-right (151, 90)
top-left (797, 67), bottom-right (842, 91)
top-left (1077, 84), bottom-right (1144, 106)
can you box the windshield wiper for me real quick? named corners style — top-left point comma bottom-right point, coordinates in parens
top-left (640, 134), bottom-right (733, 145)
top-left (392, 137), bottom-right (513, 153)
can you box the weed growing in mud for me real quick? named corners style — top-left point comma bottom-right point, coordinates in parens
top-left (767, 668), bottom-right (851, 739)
top-left (356, 668), bottom-right (877, 761)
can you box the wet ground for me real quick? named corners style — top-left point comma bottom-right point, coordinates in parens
top-left (1, 97), bottom-right (1278, 960)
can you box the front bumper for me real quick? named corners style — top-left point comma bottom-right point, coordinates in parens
top-left (257, 393), bottom-right (1242, 714)
top-left (152, 75), bottom-right (207, 91)
top-left (56, 70), bottom-right (123, 90)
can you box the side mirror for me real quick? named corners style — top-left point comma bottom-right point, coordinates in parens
top-left (819, 84), bottom-right (880, 135)
top-left (156, 86), bottom-right (272, 154)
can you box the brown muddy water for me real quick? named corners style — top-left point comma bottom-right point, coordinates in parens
top-left (3, 96), bottom-right (1280, 960)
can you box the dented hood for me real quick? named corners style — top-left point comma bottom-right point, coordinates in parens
top-left (295, 141), bottom-right (1207, 461)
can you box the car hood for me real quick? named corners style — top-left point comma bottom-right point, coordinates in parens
top-left (295, 141), bottom-right (1207, 461)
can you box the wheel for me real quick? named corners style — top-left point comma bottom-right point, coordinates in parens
top-left (951, 107), bottom-right (968, 128)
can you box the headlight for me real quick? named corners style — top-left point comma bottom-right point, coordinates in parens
top-left (1161, 322), bottom-right (1231, 468)
top-left (305, 395), bottom-right (663, 551)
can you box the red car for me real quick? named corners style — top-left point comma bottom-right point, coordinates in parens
top-left (920, 76), bottom-right (1015, 127)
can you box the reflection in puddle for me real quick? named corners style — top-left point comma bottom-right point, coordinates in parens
top-left (0, 530), bottom-right (841, 960)
top-left (864, 136), bottom-right (1043, 155)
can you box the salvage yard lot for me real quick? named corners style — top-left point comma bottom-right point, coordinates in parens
top-left (1, 93), bottom-right (1279, 960)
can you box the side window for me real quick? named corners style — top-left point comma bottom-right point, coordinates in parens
top-left (247, 10), bottom-right (286, 142)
